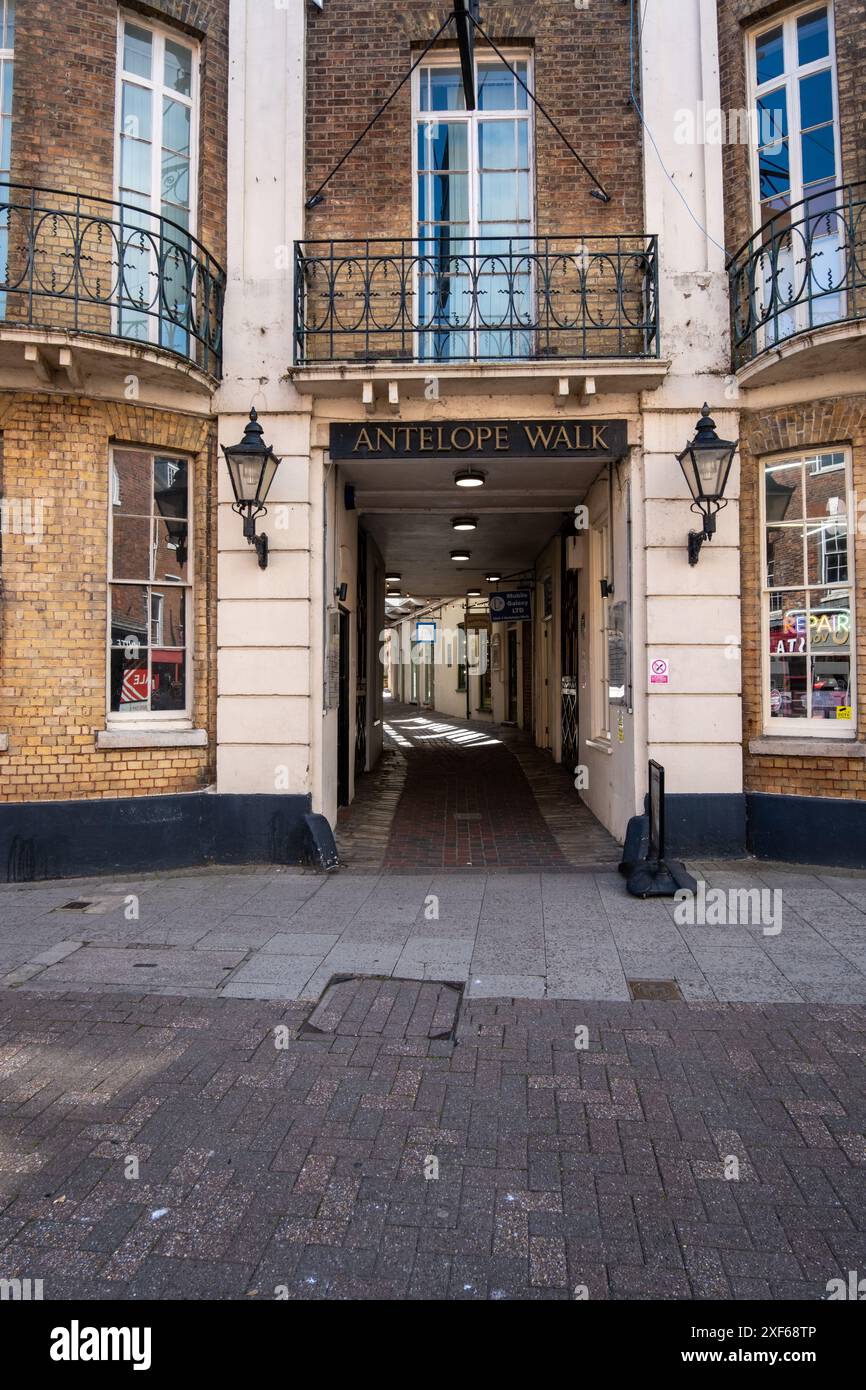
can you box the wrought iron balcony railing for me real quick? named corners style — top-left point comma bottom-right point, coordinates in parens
top-left (0, 184), bottom-right (225, 377)
top-left (293, 235), bottom-right (659, 365)
top-left (729, 181), bottom-right (866, 370)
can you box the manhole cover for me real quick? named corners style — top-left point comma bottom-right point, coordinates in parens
top-left (302, 976), bottom-right (463, 1040)
top-left (56, 895), bottom-right (126, 915)
top-left (627, 979), bottom-right (683, 1001)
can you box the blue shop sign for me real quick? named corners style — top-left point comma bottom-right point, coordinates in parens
top-left (489, 590), bottom-right (532, 622)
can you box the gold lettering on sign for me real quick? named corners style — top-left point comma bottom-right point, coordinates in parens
top-left (591, 424), bottom-right (609, 451)
top-left (495, 425), bottom-right (509, 450)
top-left (419, 426), bottom-right (433, 450)
top-left (375, 427), bottom-right (398, 451)
top-left (353, 427), bottom-right (374, 452)
top-left (452, 427), bottom-right (475, 451)
top-left (436, 426), bottom-right (452, 451)
top-left (522, 423), bottom-right (556, 450)
top-left (477, 426), bottom-right (492, 449)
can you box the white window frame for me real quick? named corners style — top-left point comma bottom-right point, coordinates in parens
top-left (113, 10), bottom-right (201, 347)
top-left (0, 2), bottom-right (14, 323)
top-left (746, 2), bottom-right (841, 234)
top-left (106, 446), bottom-right (194, 728)
top-left (760, 447), bottom-right (856, 738)
top-left (411, 48), bottom-right (535, 360)
top-left (0, 0), bottom-right (13, 180)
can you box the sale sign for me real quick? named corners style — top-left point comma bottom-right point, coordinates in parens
top-left (121, 665), bottom-right (148, 705)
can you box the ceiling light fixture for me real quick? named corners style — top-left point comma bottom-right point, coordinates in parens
top-left (454, 468), bottom-right (486, 489)
top-left (452, 517), bottom-right (477, 531)
top-left (451, 550), bottom-right (471, 562)
top-left (485, 573), bottom-right (502, 583)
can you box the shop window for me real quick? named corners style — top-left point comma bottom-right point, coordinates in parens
top-left (108, 448), bottom-right (192, 721)
top-left (762, 449), bottom-right (855, 734)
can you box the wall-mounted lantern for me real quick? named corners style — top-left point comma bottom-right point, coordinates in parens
top-left (676, 404), bottom-right (738, 566)
top-left (221, 408), bottom-right (280, 569)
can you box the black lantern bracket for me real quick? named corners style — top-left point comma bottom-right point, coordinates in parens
top-left (222, 408), bottom-right (281, 570)
top-left (687, 499), bottom-right (727, 567)
top-left (676, 404), bottom-right (738, 568)
top-left (240, 510), bottom-right (269, 570)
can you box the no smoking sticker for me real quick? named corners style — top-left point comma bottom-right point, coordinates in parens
top-left (650, 658), bottom-right (670, 686)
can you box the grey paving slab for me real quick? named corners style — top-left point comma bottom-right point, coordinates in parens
top-left (675, 924), bottom-right (764, 951)
top-left (470, 944), bottom-right (546, 975)
top-left (31, 946), bottom-right (246, 990)
top-left (28, 939), bottom-right (83, 967)
top-left (545, 968), bottom-right (630, 1001)
top-left (467, 973), bottom-right (546, 998)
top-left (4, 863), bottom-right (866, 1008)
top-left (394, 937), bottom-right (474, 980)
top-left (318, 942), bottom-right (405, 976)
top-left (222, 953), bottom-right (323, 994)
top-left (193, 919), bottom-right (305, 950)
top-left (685, 948), bottom-right (804, 1003)
top-left (259, 932), bottom-right (341, 955)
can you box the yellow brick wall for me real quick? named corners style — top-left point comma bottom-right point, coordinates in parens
top-left (740, 393), bottom-right (866, 800)
top-left (0, 394), bottom-right (217, 801)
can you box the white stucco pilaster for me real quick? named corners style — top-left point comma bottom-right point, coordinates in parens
top-left (638, 0), bottom-right (743, 804)
top-left (215, 0), bottom-right (313, 797)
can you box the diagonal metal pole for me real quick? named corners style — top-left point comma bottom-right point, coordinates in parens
top-left (306, 12), bottom-right (457, 210)
top-left (467, 11), bottom-right (611, 203)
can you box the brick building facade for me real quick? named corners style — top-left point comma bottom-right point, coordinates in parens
top-left (718, 0), bottom-right (866, 855)
top-left (304, 0), bottom-right (644, 241)
top-left (1, 0), bottom-right (864, 879)
top-left (0, 0), bottom-right (228, 847)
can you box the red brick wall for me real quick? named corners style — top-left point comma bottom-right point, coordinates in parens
top-left (304, 0), bottom-right (645, 242)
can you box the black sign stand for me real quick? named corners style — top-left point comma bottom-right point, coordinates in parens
top-left (620, 762), bottom-right (697, 899)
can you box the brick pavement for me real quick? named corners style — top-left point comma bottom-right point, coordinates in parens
top-left (338, 702), bottom-right (621, 871)
top-left (0, 984), bottom-right (864, 1300)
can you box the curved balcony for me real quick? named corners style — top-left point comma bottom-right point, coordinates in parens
top-left (0, 184), bottom-right (225, 381)
top-left (292, 235), bottom-right (664, 400)
top-left (729, 181), bottom-right (866, 382)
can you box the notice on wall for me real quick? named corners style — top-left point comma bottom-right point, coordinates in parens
top-left (325, 608), bottom-right (340, 709)
top-left (650, 657), bottom-right (670, 686)
top-left (608, 601), bottom-right (628, 704)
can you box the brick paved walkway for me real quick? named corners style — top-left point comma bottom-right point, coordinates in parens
top-left (0, 985), bottom-right (864, 1300)
top-left (338, 702), bottom-right (620, 871)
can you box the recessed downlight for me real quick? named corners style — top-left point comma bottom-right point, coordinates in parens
top-left (485, 573), bottom-right (502, 583)
top-left (452, 517), bottom-right (477, 531)
top-left (385, 573), bottom-right (401, 583)
top-left (454, 469), bottom-right (486, 489)
top-left (466, 588), bottom-right (482, 597)
top-left (450, 550), bottom-right (471, 562)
